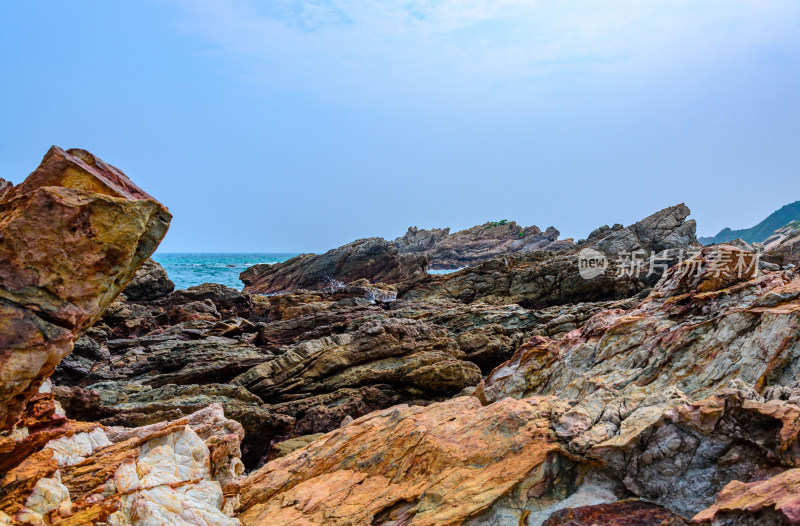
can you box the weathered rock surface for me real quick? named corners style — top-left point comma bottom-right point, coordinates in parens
top-left (0, 146), bottom-right (171, 431)
top-left (475, 245), bottom-right (799, 405)
top-left (580, 203), bottom-right (698, 256)
top-left (241, 237), bottom-right (428, 294)
top-left (393, 221), bottom-right (571, 270)
top-left (121, 257), bottom-right (175, 301)
top-left (401, 204), bottom-right (699, 307)
top-left (232, 318), bottom-right (481, 402)
top-left (1, 403), bottom-right (243, 525)
top-left (0, 149), bottom-right (247, 525)
top-left (236, 395), bottom-right (574, 525)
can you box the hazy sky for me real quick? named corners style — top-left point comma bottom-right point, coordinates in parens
top-left (2, 1), bottom-right (799, 252)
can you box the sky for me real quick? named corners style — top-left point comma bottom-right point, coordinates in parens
top-left (1, 1), bottom-right (799, 253)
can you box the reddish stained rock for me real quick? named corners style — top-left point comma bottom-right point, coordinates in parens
top-left (542, 500), bottom-right (689, 525)
top-left (0, 146), bottom-right (170, 431)
top-left (236, 396), bottom-right (576, 526)
top-left (693, 468), bottom-right (800, 525)
top-left (475, 246), bottom-right (800, 405)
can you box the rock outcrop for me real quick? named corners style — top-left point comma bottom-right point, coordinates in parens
top-left (580, 203), bottom-right (697, 256)
top-left (0, 149), bottom-right (249, 526)
top-left (0, 146), bottom-right (171, 431)
top-left (393, 222), bottom-right (571, 269)
top-left (1, 399), bottom-right (243, 525)
top-left (233, 243), bottom-right (800, 524)
top-left (122, 258), bottom-right (175, 301)
top-left (474, 245), bottom-right (797, 405)
top-left (400, 204), bottom-right (700, 307)
top-left (241, 237), bottom-right (428, 294)
top-left (8, 153), bottom-right (795, 526)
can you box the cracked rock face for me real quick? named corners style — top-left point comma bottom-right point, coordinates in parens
top-left (400, 204), bottom-right (699, 308)
top-left (475, 245), bottom-right (800, 405)
top-left (2, 403), bottom-right (243, 525)
top-left (240, 237), bottom-right (429, 294)
top-left (236, 396), bottom-right (576, 526)
top-left (0, 146), bottom-right (171, 432)
top-left (393, 222), bottom-right (570, 270)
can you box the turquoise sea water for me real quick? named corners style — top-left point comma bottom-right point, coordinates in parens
top-left (152, 253), bottom-right (298, 290)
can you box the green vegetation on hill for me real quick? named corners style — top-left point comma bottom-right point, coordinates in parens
top-left (699, 200), bottom-right (800, 245)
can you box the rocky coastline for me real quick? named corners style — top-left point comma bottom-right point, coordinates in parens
top-left (2, 148), bottom-right (800, 525)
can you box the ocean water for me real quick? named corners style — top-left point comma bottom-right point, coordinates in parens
top-left (152, 253), bottom-right (298, 291)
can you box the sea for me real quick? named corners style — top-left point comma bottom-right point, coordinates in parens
top-left (152, 253), bottom-right (298, 290)
top-left (152, 253), bottom-right (463, 291)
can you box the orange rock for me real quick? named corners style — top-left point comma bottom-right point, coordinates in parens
top-left (237, 396), bottom-right (580, 526)
top-left (0, 147), bottom-right (171, 431)
top-left (694, 468), bottom-right (800, 524)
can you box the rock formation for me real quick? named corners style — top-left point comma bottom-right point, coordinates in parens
top-left (233, 244), bottom-right (800, 525)
top-left (6, 149), bottom-right (800, 526)
top-left (393, 222), bottom-right (571, 269)
top-left (0, 148), bottom-right (244, 525)
top-left (401, 204), bottom-right (700, 307)
top-left (122, 258), bottom-right (175, 301)
top-left (0, 146), bottom-right (171, 431)
top-left (241, 237), bottom-right (428, 294)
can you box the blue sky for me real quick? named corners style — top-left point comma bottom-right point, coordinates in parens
top-left (2, 1), bottom-right (799, 252)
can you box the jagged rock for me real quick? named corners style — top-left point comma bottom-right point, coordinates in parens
top-left (54, 382), bottom-right (294, 470)
top-left (475, 245), bottom-right (800, 405)
top-left (78, 334), bottom-right (273, 388)
top-left (401, 250), bottom-right (645, 307)
top-left (0, 177), bottom-right (11, 200)
top-left (401, 204), bottom-right (699, 307)
top-left (583, 203), bottom-right (698, 256)
top-left (232, 318), bottom-right (481, 402)
top-left (236, 396), bottom-right (577, 525)
top-left (542, 500), bottom-right (689, 525)
top-left (694, 468), bottom-right (800, 524)
top-left (765, 226), bottom-right (800, 268)
top-left (1, 404), bottom-right (242, 525)
top-left (160, 283), bottom-right (254, 319)
top-left (393, 222), bottom-right (570, 270)
top-left (0, 146), bottom-right (170, 431)
top-left (122, 258), bottom-right (174, 301)
top-left (267, 385), bottom-right (402, 438)
top-left (240, 237), bottom-right (428, 294)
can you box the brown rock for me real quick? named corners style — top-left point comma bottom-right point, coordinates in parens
top-left (475, 246), bottom-right (800, 405)
top-left (240, 237), bottom-right (428, 294)
top-left (237, 396), bottom-right (575, 525)
top-left (393, 222), bottom-right (569, 270)
top-left (542, 500), bottom-right (689, 525)
top-left (694, 468), bottom-right (800, 525)
top-left (0, 147), bottom-right (170, 431)
top-left (232, 318), bottom-right (481, 402)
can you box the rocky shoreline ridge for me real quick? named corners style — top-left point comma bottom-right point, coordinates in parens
top-left (1, 148), bottom-right (800, 525)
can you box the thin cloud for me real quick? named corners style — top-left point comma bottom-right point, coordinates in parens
top-left (169, 0), bottom-right (800, 108)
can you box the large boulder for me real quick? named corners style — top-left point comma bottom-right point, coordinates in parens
top-left (0, 146), bottom-right (170, 431)
top-left (240, 237), bottom-right (428, 294)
